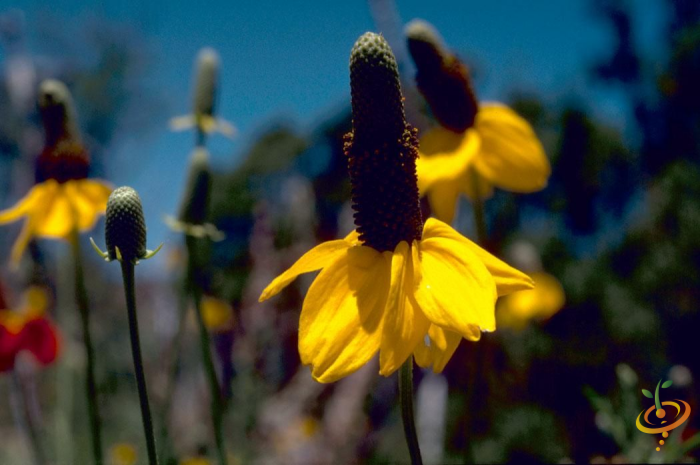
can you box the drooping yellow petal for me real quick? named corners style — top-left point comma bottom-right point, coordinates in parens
top-left (259, 240), bottom-right (351, 302)
top-left (414, 325), bottom-right (466, 373)
top-left (299, 245), bottom-right (389, 383)
top-left (61, 180), bottom-right (110, 232)
top-left (426, 178), bottom-right (461, 224)
top-left (0, 181), bottom-right (53, 225)
top-left (472, 103), bottom-right (550, 193)
top-left (414, 232), bottom-right (497, 338)
top-left (497, 271), bottom-right (565, 330)
top-left (423, 218), bottom-right (534, 295)
top-left (379, 242), bottom-right (430, 376)
top-left (417, 127), bottom-right (480, 194)
top-left (34, 186), bottom-right (73, 238)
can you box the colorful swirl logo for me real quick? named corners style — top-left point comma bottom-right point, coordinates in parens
top-left (636, 379), bottom-right (691, 452)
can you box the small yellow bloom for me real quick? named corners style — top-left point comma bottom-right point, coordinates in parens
top-left (497, 271), bottom-right (565, 330)
top-left (109, 443), bottom-right (137, 465)
top-left (260, 218), bottom-right (533, 382)
top-left (179, 457), bottom-right (212, 465)
top-left (0, 178), bottom-right (112, 265)
top-left (200, 296), bottom-right (234, 332)
top-left (417, 104), bottom-right (550, 224)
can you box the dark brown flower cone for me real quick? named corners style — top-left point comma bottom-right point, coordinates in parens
top-left (346, 32), bottom-right (423, 252)
top-left (105, 187), bottom-right (148, 263)
top-left (406, 19), bottom-right (478, 133)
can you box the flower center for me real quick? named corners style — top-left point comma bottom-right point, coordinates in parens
top-left (346, 32), bottom-right (423, 252)
top-left (35, 140), bottom-right (90, 183)
top-left (406, 20), bottom-right (478, 133)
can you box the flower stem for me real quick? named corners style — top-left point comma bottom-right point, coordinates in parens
top-left (470, 170), bottom-right (487, 247)
top-left (10, 370), bottom-right (46, 465)
top-left (119, 260), bottom-right (159, 465)
top-left (69, 232), bottom-right (103, 465)
top-left (186, 235), bottom-right (228, 465)
top-left (399, 356), bottom-right (423, 465)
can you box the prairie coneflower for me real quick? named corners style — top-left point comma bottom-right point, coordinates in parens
top-left (405, 20), bottom-right (550, 224)
top-left (0, 80), bottom-right (112, 265)
top-left (259, 32), bottom-right (533, 383)
top-left (170, 48), bottom-right (236, 145)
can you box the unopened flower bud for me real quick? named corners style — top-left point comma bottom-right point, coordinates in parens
top-left (192, 48), bottom-right (220, 118)
top-left (105, 187), bottom-right (148, 263)
top-left (178, 148), bottom-right (212, 225)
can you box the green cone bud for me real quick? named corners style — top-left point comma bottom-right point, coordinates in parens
top-left (105, 187), bottom-right (148, 263)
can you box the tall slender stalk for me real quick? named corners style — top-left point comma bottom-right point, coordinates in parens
top-left (69, 231), bottom-right (103, 465)
top-left (186, 235), bottom-right (228, 465)
top-left (399, 356), bottom-right (423, 465)
top-left (119, 261), bottom-right (158, 465)
top-left (10, 370), bottom-right (47, 465)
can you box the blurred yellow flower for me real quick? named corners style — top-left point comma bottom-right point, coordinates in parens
top-left (497, 271), bottom-right (565, 330)
top-left (180, 457), bottom-right (212, 465)
top-left (417, 104), bottom-right (550, 224)
top-left (109, 443), bottom-right (137, 465)
top-left (0, 178), bottom-right (112, 265)
top-left (200, 296), bottom-right (234, 332)
top-left (260, 218), bottom-right (533, 382)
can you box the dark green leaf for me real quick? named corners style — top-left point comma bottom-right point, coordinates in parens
top-left (662, 380), bottom-right (673, 388)
top-left (642, 389), bottom-right (653, 398)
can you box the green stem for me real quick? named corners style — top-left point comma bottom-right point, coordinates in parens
top-left (470, 170), bottom-right (487, 246)
top-left (69, 232), bottom-right (103, 465)
top-left (399, 357), bottom-right (423, 465)
top-left (120, 261), bottom-right (159, 465)
top-left (11, 370), bottom-right (46, 465)
top-left (186, 235), bottom-right (228, 465)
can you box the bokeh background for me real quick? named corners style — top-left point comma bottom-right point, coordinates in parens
top-left (1, 0), bottom-right (699, 463)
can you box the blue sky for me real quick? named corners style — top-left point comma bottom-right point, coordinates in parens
top-left (5, 0), bottom-right (668, 266)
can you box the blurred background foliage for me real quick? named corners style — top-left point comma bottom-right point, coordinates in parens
top-left (1, 0), bottom-right (700, 464)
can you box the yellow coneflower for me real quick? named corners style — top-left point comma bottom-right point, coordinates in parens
top-left (259, 33), bottom-right (533, 383)
top-left (405, 19), bottom-right (550, 224)
top-left (109, 443), bottom-right (138, 465)
top-left (0, 79), bottom-right (112, 265)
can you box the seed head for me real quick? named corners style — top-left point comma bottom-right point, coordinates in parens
top-left (192, 48), bottom-right (220, 117)
top-left (346, 33), bottom-right (423, 252)
top-left (36, 79), bottom-right (89, 183)
top-left (405, 19), bottom-right (478, 132)
top-left (178, 148), bottom-right (212, 225)
top-left (105, 187), bottom-right (147, 263)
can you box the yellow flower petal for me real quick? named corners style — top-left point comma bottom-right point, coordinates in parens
top-left (414, 325), bottom-right (465, 372)
top-left (299, 245), bottom-right (389, 383)
top-left (473, 103), bottom-right (550, 192)
top-left (498, 271), bottom-right (565, 330)
top-left (426, 178), bottom-right (461, 224)
top-left (0, 182), bottom-right (52, 225)
top-left (379, 242), bottom-right (430, 376)
top-left (259, 239), bottom-right (352, 302)
top-left (71, 179), bottom-right (111, 230)
top-left (417, 127), bottom-right (480, 194)
top-left (423, 218), bottom-right (534, 295)
top-left (34, 187), bottom-right (73, 238)
top-left (460, 167), bottom-right (494, 201)
top-left (414, 231), bottom-right (497, 338)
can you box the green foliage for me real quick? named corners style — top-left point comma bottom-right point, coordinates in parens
top-left (642, 389), bottom-right (653, 398)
